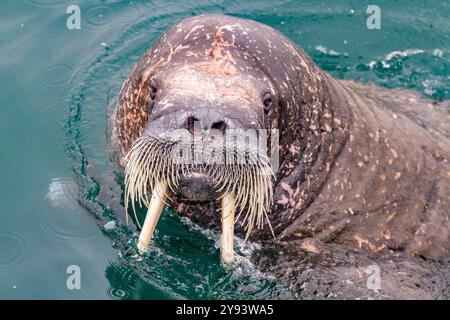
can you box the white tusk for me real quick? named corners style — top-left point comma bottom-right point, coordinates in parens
top-left (220, 192), bottom-right (235, 265)
top-left (137, 180), bottom-right (168, 254)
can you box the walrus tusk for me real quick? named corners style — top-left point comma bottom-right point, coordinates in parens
top-left (220, 192), bottom-right (236, 265)
top-left (137, 180), bottom-right (168, 254)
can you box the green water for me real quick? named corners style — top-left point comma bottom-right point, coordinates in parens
top-left (0, 0), bottom-right (448, 299)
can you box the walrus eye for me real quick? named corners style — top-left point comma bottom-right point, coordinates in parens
top-left (149, 80), bottom-right (158, 99)
top-left (263, 92), bottom-right (273, 114)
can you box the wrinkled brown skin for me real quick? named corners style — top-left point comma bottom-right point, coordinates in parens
top-left (114, 14), bottom-right (450, 298)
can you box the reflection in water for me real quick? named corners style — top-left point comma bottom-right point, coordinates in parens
top-left (37, 178), bottom-right (101, 246)
top-left (46, 178), bottom-right (79, 209)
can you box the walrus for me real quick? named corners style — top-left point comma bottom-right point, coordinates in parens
top-left (113, 13), bottom-right (450, 276)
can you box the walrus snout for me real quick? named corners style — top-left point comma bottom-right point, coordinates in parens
top-left (184, 113), bottom-right (228, 136)
top-left (146, 96), bottom-right (262, 137)
top-left (175, 172), bottom-right (219, 202)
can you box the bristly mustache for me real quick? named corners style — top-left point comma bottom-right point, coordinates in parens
top-left (124, 134), bottom-right (275, 239)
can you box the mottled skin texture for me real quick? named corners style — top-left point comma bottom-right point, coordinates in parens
top-left (114, 14), bottom-right (450, 298)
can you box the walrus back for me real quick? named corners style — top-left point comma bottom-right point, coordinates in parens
top-left (337, 79), bottom-right (450, 259)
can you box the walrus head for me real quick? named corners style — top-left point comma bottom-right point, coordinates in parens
top-left (115, 22), bottom-right (287, 262)
top-left (114, 14), bottom-right (343, 263)
top-left (124, 58), bottom-right (277, 233)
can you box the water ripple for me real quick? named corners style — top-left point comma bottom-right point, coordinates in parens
top-left (40, 64), bottom-right (74, 87)
top-left (84, 4), bottom-right (115, 27)
top-left (0, 232), bottom-right (27, 267)
top-left (23, 0), bottom-right (69, 8)
top-left (108, 287), bottom-right (129, 299)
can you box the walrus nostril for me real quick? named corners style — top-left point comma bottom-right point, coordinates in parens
top-left (211, 120), bottom-right (227, 135)
top-left (184, 116), bottom-right (227, 135)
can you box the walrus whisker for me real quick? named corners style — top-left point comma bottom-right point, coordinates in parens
top-left (136, 143), bottom-right (153, 206)
top-left (232, 166), bottom-right (246, 211)
top-left (125, 139), bottom-right (153, 228)
top-left (125, 138), bottom-right (170, 228)
top-left (124, 135), bottom-right (275, 257)
top-left (243, 167), bottom-right (257, 230)
top-left (124, 141), bottom-right (144, 226)
top-left (234, 166), bottom-right (249, 221)
top-left (140, 141), bottom-right (157, 204)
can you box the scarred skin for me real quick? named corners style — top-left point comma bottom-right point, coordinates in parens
top-left (114, 14), bottom-right (450, 297)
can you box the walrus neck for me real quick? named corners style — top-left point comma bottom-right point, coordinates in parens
top-left (270, 73), bottom-right (351, 235)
